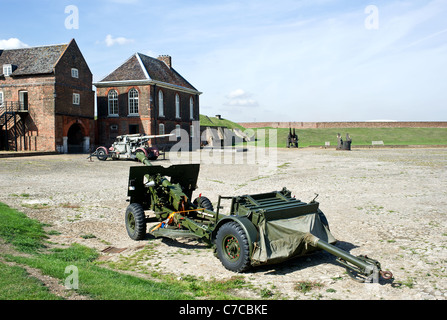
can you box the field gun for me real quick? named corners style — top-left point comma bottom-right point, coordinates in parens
top-left (91, 133), bottom-right (173, 161)
top-left (124, 152), bottom-right (393, 282)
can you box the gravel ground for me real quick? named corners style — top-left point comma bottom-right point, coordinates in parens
top-left (0, 147), bottom-right (446, 300)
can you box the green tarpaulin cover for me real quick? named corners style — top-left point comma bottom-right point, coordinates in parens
top-left (251, 211), bottom-right (336, 266)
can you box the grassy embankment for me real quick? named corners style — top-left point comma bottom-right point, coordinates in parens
top-left (199, 115), bottom-right (447, 148)
top-left (250, 127), bottom-right (447, 148)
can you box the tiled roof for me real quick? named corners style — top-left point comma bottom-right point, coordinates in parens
top-left (98, 53), bottom-right (198, 92)
top-left (0, 43), bottom-right (68, 76)
top-left (100, 54), bottom-right (147, 81)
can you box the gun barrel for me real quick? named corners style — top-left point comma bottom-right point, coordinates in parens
top-left (136, 151), bottom-right (152, 166)
top-left (304, 233), bottom-right (391, 282)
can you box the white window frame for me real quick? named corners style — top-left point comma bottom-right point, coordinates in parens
top-left (175, 94), bottom-right (180, 118)
top-left (189, 97), bottom-right (194, 119)
top-left (71, 68), bottom-right (79, 78)
top-left (0, 91), bottom-right (3, 107)
top-left (108, 90), bottom-right (119, 116)
top-left (175, 124), bottom-right (181, 138)
top-left (3, 64), bottom-right (12, 76)
top-left (128, 88), bottom-right (139, 115)
top-left (159, 123), bottom-right (165, 135)
top-left (73, 93), bottom-right (80, 105)
top-left (19, 91), bottom-right (28, 110)
top-left (158, 90), bottom-right (164, 117)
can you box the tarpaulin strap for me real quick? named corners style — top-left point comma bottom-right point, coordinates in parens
top-left (177, 208), bottom-right (205, 215)
top-left (150, 208), bottom-right (206, 232)
top-left (150, 212), bottom-right (176, 232)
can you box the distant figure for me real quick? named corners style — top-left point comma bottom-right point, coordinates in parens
top-left (336, 133), bottom-right (343, 150)
top-left (287, 128), bottom-right (299, 148)
top-left (344, 133), bottom-right (352, 150)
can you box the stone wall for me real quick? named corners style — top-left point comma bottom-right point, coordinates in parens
top-left (239, 121), bottom-right (447, 129)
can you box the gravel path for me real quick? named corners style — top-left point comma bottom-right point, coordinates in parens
top-left (0, 147), bottom-right (446, 300)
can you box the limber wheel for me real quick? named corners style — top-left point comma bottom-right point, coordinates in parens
top-left (193, 196), bottom-right (214, 211)
top-left (216, 222), bottom-right (251, 272)
top-left (96, 147), bottom-right (108, 161)
top-left (125, 203), bottom-right (146, 240)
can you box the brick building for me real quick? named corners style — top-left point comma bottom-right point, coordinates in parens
top-left (94, 53), bottom-right (201, 149)
top-left (0, 39), bottom-right (95, 152)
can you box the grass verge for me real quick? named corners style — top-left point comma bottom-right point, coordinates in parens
top-left (0, 202), bottom-right (246, 300)
top-left (4, 244), bottom-right (191, 300)
top-left (200, 114), bottom-right (246, 131)
top-left (0, 262), bottom-right (63, 300)
top-left (0, 202), bottom-right (48, 253)
top-left (245, 127), bottom-right (447, 148)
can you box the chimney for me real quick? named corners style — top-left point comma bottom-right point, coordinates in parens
top-left (158, 55), bottom-right (172, 68)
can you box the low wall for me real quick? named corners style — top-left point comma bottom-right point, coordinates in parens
top-left (239, 121), bottom-right (447, 129)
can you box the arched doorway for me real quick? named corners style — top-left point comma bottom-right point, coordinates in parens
top-left (67, 123), bottom-right (84, 153)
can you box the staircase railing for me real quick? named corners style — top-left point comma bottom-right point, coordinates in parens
top-left (1, 101), bottom-right (29, 151)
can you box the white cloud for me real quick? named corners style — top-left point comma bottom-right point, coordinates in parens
top-left (104, 34), bottom-right (134, 47)
top-left (224, 89), bottom-right (259, 107)
top-left (0, 38), bottom-right (29, 49)
top-left (227, 89), bottom-right (247, 99)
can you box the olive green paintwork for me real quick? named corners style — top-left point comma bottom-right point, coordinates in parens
top-left (125, 152), bottom-right (393, 281)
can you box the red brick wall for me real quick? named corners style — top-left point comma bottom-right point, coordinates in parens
top-left (54, 40), bottom-right (95, 149)
top-left (96, 85), bottom-right (152, 145)
top-left (1, 40), bottom-right (95, 152)
top-left (0, 74), bottom-right (57, 151)
top-left (96, 84), bottom-right (198, 148)
top-left (239, 121), bottom-right (447, 129)
top-left (54, 41), bottom-right (94, 118)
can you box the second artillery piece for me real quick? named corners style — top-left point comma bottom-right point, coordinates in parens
top-left (91, 133), bottom-right (173, 161)
top-left (124, 152), bottom-right (393, 282)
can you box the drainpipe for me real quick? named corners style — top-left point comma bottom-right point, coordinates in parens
top-left (153, 84), bottom-right (157, 146)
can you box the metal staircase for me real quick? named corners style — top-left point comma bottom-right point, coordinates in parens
top-left (0, 101), bottom-right (28, 151)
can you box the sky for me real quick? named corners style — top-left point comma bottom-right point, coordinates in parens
top-left (1, 0), bottom-right (446, 122)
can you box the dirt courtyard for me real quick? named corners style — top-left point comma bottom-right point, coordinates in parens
top-left (0, 147), bottom-right (446, 300)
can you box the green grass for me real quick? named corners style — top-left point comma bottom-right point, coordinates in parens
top-left (5, 244), bottom-right (192, 300)
top-left (0, 202), bottom-right (245, 300)
top-left (0, 262), bottom-right (63, 300)
top-left (0, 202), bottom-right (48, 253)
top-left (245, 127), bottom-right (447, 148)
top-left (199, 114), bottom-right (447, 147)
top-left (0, 203), bottom-right (193, 299)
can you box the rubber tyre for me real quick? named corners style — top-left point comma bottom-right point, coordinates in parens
top-left (96, 147), bottom-right (108, 161)
top-left (193, 196), bottom-right (214, 211)
top-left (125, 203), bottom-right (146, 240)
top-left (216, 222), bottom-right (251, 272)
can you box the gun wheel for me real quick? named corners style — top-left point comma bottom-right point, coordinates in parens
top-left (193, 196), bottom-right (214, 211)
top-left (125, 203), bottom-right (147, 240)
top-left (96, 147), bottom-right (108, 161)
top-left (216, 222), bottom-right (251, 272)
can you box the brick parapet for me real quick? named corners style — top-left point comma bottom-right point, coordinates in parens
top-left (239, 121), bottom-right (447, 129)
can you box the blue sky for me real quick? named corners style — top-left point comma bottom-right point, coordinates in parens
top-left (1, 0), bottom-right (446, 122)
